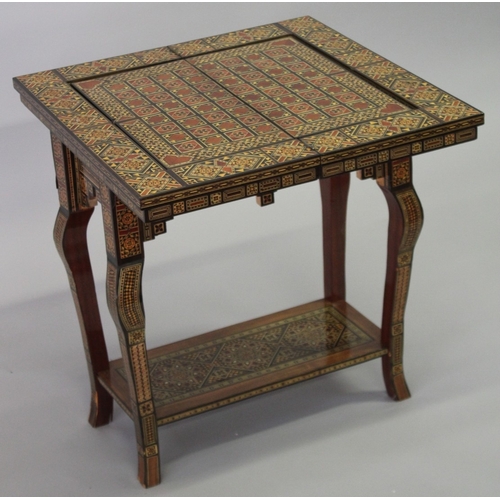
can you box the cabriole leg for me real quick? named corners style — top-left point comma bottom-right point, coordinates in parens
top-left (51, 133), bottom-right (113, 427)
top-left (377, 157), bottom-right (423, 401)
top-left (99, 187), bottom-right (160, 488)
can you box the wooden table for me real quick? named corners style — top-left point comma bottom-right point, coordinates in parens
top-left (14, 16), bottom-right (483, 488)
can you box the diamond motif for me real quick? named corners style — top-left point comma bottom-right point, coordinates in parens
top-left (137, 305), bottom-right (374, 406)
top-left (150, 359), bottom-right (211, 397)
top-left (214, 339), bottom-right (276, 371)
top-left (281, 314), bottom-right (345, 351)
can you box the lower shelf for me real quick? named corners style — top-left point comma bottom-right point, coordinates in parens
top-left (99, 299), bottom-right (387, 425)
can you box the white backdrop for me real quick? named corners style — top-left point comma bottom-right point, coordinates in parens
top-left (1, 3), bottom-right (499, 496)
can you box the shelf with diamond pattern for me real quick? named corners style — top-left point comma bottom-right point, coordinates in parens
top-left (99, 299), bottom-right (387, 425)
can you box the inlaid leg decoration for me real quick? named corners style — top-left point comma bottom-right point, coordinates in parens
top-left (51, 133), bottom-right (112, 427)
top-left (100, 187), bottom-right (160, 488)
top-left (320, 173), bottom-right (351, 302)
top-left (377, 158), bottom-right (423, 401)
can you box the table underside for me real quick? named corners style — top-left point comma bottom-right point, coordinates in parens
top-left (99, 299), bottom-right (387, 425)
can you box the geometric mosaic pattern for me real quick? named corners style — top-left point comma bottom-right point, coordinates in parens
top-left (342, 111), bottom-right (438, 140)
top-left (278, 16), bottom-right (366, 56)
top-left (16, 70), bottom-right (183, 202)
top-left (170, 139), bottom-right (318, 185)
top-left (14, 16), bottom-right (484, 217)
top-left (278, 16), bottom-right (482, 123)
top-left (117, 304), bottom-right (374, 407)
top-left (57, 45), bottom-right (180, 82)
top-left (301, 110), bottom-right (439, 154)
top-left (190, 37), bottom-right (414, 137)
top-left (74, 59), bottom-right (292, 168)
top-left (170, 23), bottom-right (288, 57)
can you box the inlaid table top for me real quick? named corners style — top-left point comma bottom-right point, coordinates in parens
top-left (14, 16), bottom-right (484, 220)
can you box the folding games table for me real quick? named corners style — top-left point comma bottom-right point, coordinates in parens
top-left (14, 16), bottom-right (483, 487)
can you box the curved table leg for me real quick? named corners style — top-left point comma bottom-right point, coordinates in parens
top-left (320, 173), bottom-right (351, 303)
top-left (377, 158), bottom-right (423, 401)
top-left (100, 187), bottom-right (161, 488)
top-left (51, 134), bottom-right (113, 427)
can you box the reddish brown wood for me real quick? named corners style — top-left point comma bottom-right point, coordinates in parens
top-left (379, 188), bottom-right (408, 399)
top-left (54, 207), bottom-right (113, 426)
top-left (377, 158), bottom-right (423, 401)
top-left (320, 173), bottom-right (351, 302)
top-left (138, 454), bottom-right (160, 489)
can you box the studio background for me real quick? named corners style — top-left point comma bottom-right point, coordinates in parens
top-left (1, 3), bottom-right (499, 496)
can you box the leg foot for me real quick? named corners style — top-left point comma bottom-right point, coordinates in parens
top-left (138, 448), bottom-right (161, 488)
top-left (382, 357), bottom-right (411, 401)
top-left (89, 389), bottom-right (114, 428)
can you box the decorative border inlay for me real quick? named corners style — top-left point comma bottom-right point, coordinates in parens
top-left (170, 23), bottom-right (288, 57)
top-left (156, 350), bottom-right (387, 425)
top-left (130, 342), bottom-right (152, 403)
top-left (58, 46), bottom-right (180, 81)
top-left (118, 263), bottom-right (145, 330)
top-left (397, 188), bottom-right (424, 250)
top-left (277, 16), bottom-right (482, 123)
